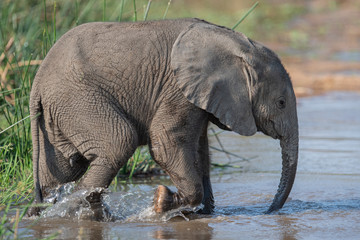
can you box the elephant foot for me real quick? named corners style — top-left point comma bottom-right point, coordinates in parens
top-left (84, 189), bottom-right (111, 221)
top-left (27, 206), bottom-right (42, 217)
top-left (196, 205), bottom-right (214, 215)
top-left (153, 185), bottom-right (182, 213)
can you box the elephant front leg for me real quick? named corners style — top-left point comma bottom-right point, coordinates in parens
top-left (153, 177), bottom-right (214, 214)
top-left (151, 145), bottom-right (205, 213)
top-left (198, 175), bottom-right (214, 214)
top-left (149, 103), bottom-right (209, 213)
top-left (152, 123), bottom-right (215, 214)
top-left (197, 125), bottom-right (215, 214)
top-left (153, 181), bottom-right (203, 213)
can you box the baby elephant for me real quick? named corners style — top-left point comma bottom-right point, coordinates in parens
top-left (29, 18), bottom-right (298, 216)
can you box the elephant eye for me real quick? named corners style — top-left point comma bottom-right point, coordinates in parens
top-left (276, 97), bottom-right (286, 109)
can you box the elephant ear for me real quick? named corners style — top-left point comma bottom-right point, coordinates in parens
top-left (171, 23), bottom-right (257, 136)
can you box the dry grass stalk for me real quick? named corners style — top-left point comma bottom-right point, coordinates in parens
top-left (1, 38), bottom-right (42, 105)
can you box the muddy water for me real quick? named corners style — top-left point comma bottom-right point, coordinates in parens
top-left (18, 92), bottom-right (360, 239)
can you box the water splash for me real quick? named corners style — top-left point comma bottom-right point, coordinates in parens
top-left (102, 188), bottom-right (200, 222)
top-left (40, 184), bottom-right (199, 222)
top-left (41, 184), bottom-right (111, 221)
top-left (43, 182), bottom-right (76, 204)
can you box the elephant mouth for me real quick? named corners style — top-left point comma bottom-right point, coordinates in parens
top-left (257, 120), bottom-right (281, 140)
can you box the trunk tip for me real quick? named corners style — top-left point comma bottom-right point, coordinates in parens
top-left (265, 204), bottom-right (279, 214)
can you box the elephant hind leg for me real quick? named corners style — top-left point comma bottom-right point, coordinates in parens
top-left (38, 119), bottom-right (89, 197)
top-left (74, 114), bottom-right (139, 189)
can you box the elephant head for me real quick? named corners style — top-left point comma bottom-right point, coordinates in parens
top-left (171, 22), bottom-right (298, 213)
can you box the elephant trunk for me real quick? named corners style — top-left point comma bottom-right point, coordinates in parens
top-left (266, 130), bottom-right (298, 214)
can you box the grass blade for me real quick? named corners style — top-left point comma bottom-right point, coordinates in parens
top-left (232, 1), bottom-right (259, 30)
top-left (210, 127), bottom-right (231, 162)
top-left (144, 0), bottom-right (152, 21)
top-left (129, 148), bottom-right (140, 178)
top-left (0, 115), bottom-right (30, 135)
top-left (133, 0), bottom-right (137, 22)
top-left (0, 88), bottom-right (21, 95)
top-left (53, 1), bottom-right (57, 44)
top-left (209, 145), bottom-right (252, 161)
top-left (118, 0), bottom-right (124, 22)
top-left (162, 0), bottom-right (172, 19)
top-left (42, 0), bottom-right (52, 54)
top-left (103, 0), bottom-right (106, 21)
top-left (75, 0), bottom-right (79, 25)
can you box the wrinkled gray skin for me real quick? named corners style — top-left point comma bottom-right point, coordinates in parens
top-left (29, 18), bottom-right (298, 216)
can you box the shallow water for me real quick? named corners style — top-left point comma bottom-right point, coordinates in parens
top-left (17, 92), bottom-right (360, 239)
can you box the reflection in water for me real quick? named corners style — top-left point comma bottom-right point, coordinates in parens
top-left (153, 221), bottom-right (213, 240)
top-left (276, 216), bottom-right (298, 240)
top-left (26, 219), bottom-right (106, 240)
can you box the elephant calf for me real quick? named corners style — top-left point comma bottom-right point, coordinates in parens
top-left (29, 18), bottom-right (298, 216)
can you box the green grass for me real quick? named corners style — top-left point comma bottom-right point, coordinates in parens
top-left (0, 53), bottom-right (36, 206)
top-left (0, 201), bottom-right (60, 239)
top-left (0, 202), bottom-right (29, 239)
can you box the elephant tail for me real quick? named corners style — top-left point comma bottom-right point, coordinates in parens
top-left (29, 86), bottom-right (43, 204)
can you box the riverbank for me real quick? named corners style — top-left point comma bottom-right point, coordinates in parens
top-left (266, 0), bottom-right (360, 97)
top-left (286, 59), bottom-right (360, 97)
